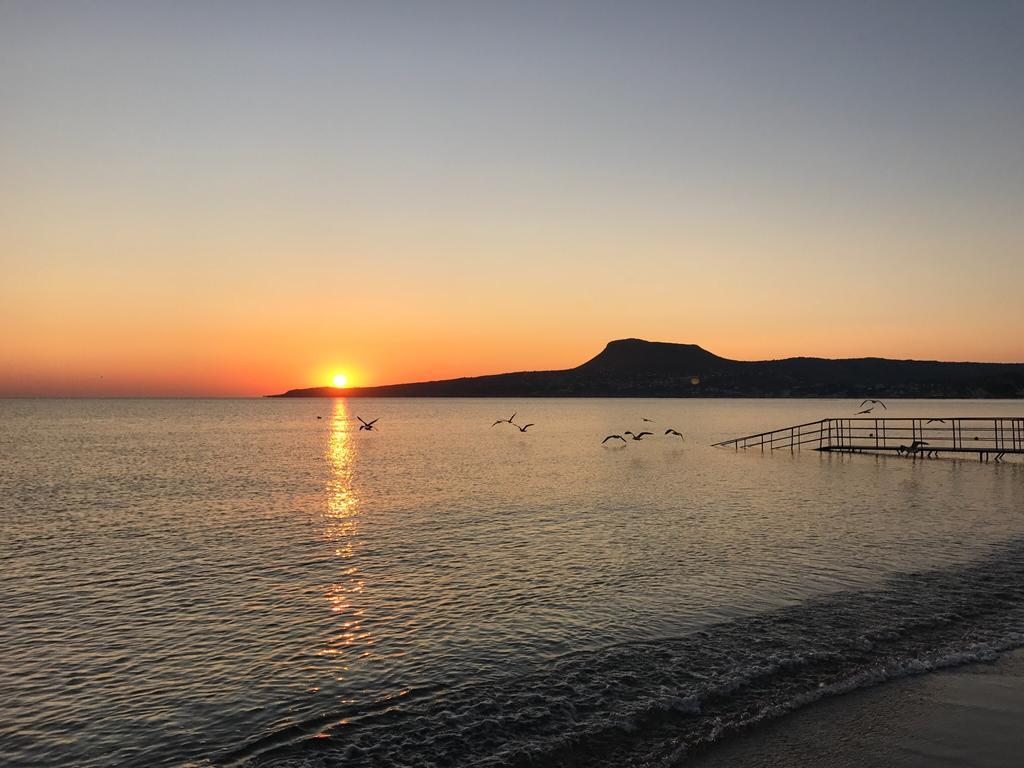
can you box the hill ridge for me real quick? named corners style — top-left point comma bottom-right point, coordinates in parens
top-left (269, 339), bottom-right (1024, 398)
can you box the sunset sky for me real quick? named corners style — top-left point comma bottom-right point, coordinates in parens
top-left (2, 1), bottom-right (1022, 396)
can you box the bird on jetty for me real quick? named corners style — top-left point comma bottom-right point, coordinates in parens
top-left (860, 399), bottom-right (887, 410)
top-left (357, 417), bottom-right (379, 431)
top-left (665, 428), bottom-right (684, 439)
top-left (602, 434), bottom-right (627, 444)
top-left (514, 422), bottom-right (534, 432)
top-left (624, 431), bottom-right (653, 441)
top-left (491, 412), bottom-right (517, 427)
top-left (897, 440), bottom-right (928, 456)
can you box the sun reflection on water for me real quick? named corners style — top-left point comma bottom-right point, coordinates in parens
top-left (321, 399), bottom-right (372, 668)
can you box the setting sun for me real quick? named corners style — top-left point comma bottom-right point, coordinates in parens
top-left (332, 374), bottom-right (348, 388)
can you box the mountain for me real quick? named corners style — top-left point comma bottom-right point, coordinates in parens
top-left (269, 338), bottom-right (1024, 398)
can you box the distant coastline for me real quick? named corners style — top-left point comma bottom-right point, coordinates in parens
top-left (269, 339), bottom-right (1024, 399)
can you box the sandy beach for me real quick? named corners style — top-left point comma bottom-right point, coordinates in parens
top-left (690, 648), bottom-right (1024, 768)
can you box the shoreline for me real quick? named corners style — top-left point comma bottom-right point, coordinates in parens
top-left (687, 648), bottom-right (1024, 767)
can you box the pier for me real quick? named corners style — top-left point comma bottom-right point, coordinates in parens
top-left (713, 417), bottom-right (1024, 461)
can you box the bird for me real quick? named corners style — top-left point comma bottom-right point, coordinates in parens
top-left (665, 428), bottom-right (684, 439)
top-left (357, 417), bottom-right (379, 431)
top-left (602, 435), bottom-right (627, 444)
top-left (515, 423), bottom-right (534, 432)
top-left (854, 407), bottom-right (873, 415)
top-left (897, 440), bottom-right (928, 456)
top-left (860, 399), bottom-right (887, 410)
top-left (623, 431), bottom-right (653, 441)
top-left (491, 412), bottom-right (517, 427)
top-left (926, 419), bottom-right (947, 424)
top-left (316, 416), bottom-right (322, 420)
top-left (642, 417), bottom-right (654, 422)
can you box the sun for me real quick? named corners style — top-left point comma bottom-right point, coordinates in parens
top-left (332, 373), bottom-right (348, 388)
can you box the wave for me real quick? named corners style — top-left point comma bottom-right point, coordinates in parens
top-left (215, 540), bottom-right (1024, 768)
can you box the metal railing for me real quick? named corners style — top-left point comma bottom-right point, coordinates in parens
top-left (712, 417), bottom-right (1024, 460)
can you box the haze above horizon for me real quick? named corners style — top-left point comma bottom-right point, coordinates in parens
top-left (2, 2), bottom-right (1022, 396)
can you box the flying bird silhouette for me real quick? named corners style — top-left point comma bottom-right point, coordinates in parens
top-left (515, 423), bottom-right (534, 432)
top-left (860, 399), bottom-right (887, 410)
top-left (357, 417), bottom-right (379, 431)
top-left (602, 435), bottom-right (627, 444)
top-left (665, 429), bottom-right (684, 439)
top-left (641, 418), bottom-right (654, 422)
top-left (491, 412), bottom-right (517, 427)
top-left (926, 419), bottom-right (947, 424)
top-left (854, 407), bottom-right (873, 415)
top-left (623, 431), bottom-right (653, 441)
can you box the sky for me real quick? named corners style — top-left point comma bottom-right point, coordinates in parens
top-left (1, 1), bottom-right (1022, 396)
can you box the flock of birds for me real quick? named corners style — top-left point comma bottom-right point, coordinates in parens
top-left (602, 428), bottom-right (685, 445)
top-left (334, 399), bottom-right (1001, 459)
top-left (341, 399), bottom-right (906, 446)
top-left (337, 409), bottom-right (686, 446)
top-left (490, 411), bottom-right (685, 446)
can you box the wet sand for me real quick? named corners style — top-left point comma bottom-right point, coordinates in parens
top-left (689, 649), bottom-right (1024, 768)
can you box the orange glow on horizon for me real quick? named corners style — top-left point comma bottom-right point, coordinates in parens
top-left (2, 327), bottom-right (1023, 397)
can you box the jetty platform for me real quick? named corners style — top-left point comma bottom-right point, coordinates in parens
top-left (713, 417), bottom-right (1024, 461)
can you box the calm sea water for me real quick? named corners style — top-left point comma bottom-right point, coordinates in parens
top-left (2, 398), bottom-right (1023, 767)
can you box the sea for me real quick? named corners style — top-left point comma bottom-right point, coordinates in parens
top-left (2, 398), bottom-right (1023, 767)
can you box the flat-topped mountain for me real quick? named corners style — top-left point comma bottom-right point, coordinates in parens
top-left (576, 339), bottom-right (732, 375)
top-left (270, 338), bottom-right (1024, 398)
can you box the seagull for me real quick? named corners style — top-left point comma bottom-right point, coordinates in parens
top-left (317, 416), bottom-right (322, 420)
top-left (641, 418), bottom-right (654, 422)
top-left (514, 423), bottom-right (534, 432)
top-left (623, 431), bottom-right (653, 441)
top-left (602, 435), bottom-right (627, 444)
top-left (357, 417), bottom-right (379, 431)
top-left (897, 440), bottom-right (928, 455)
top-left (491, 412), bottom-right (517, 427)
top-left (860, 399), bottom-right (887, 410)
top-left (926, 419), bottom-right (947, 424)
top-left (665, 429), bottom-right (684, 439)
top-left (854, 407), bottom-right (873, 415)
